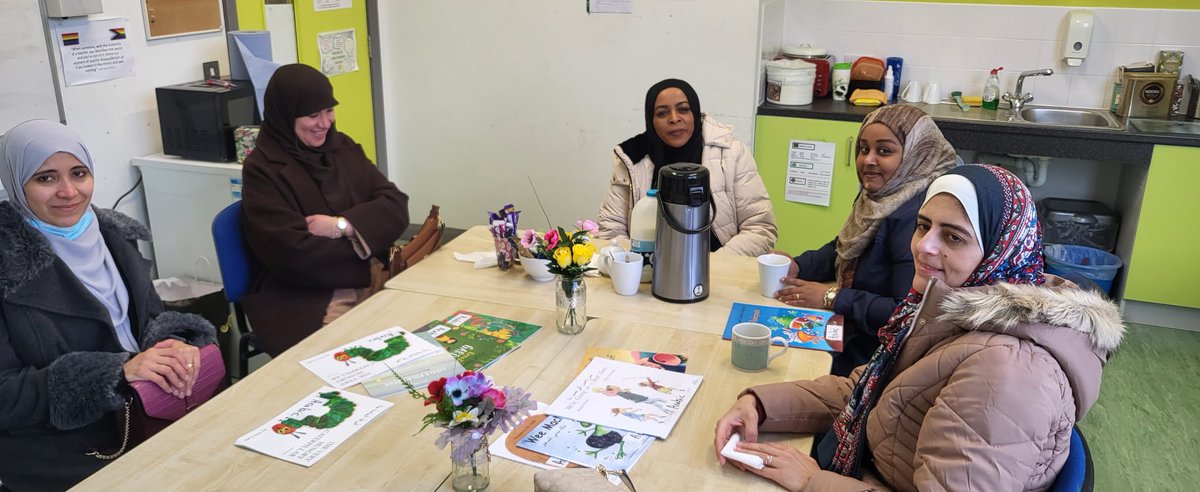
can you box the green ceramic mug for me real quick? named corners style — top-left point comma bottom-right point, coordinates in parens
top-left (730, 322), bottom-right (788, 372)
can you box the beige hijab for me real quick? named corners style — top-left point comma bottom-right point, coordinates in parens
top-left (834, 105), bottom-right (959, 287)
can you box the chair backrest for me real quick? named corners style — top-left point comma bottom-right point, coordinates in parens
top-left (1050, 426), bottom-right (1094, 492)
top-left (211, 201), bottom-right (256, 303)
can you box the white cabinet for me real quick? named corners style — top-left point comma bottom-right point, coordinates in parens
top-left (134, 154), bottom-right (242, 283)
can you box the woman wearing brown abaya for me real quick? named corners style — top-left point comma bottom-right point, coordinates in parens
top-left (240, 64), bottom-right (409, 356)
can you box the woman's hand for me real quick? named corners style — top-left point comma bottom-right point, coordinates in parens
top-left (714, 394), bottom-right (762, 465)
top-left (775, 278), bottom-right (829, 308)
top-left (305, 214), bottom-right (355, 239)
top-left (123, 339), bottom-right (200, 398)
top-left (735, 441), bottom-right (821, 492)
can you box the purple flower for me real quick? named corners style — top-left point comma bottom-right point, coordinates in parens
top-left (443, 375), bottom-right (474, 406)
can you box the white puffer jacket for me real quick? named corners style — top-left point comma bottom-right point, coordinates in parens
top-left (596, 115), bottom-right (777, 256)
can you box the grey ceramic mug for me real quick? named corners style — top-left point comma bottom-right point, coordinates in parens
top-left (730, 322), bottom-right (788, 372)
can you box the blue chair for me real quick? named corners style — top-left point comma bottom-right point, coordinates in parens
top-left (1050, 426), bottom-right (1094, 492)
top-left (211, 201), bottom-right (263, 379)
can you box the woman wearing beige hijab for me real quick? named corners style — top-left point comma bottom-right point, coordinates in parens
top-left (773, 105), bottom-right (958, 375)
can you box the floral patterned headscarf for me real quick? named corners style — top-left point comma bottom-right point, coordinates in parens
top-left (827, 164), bottom-right (1045, 477)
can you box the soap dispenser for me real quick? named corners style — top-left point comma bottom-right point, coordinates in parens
top-left (1063, 10), bottom-right (1094, 67)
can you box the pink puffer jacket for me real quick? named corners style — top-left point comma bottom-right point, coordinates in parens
top-left (747, 276), bottom-right (1124, 491)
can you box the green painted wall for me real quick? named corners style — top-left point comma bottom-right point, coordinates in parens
top-left (755, 116), bottom-right (863, 255)
top-left (235, 0), bottom-right (265, 31)
top-left (880, 0), bottom-right (1198, 9)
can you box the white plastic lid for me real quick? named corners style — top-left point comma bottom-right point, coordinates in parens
top-left (783, 45), bottom-right (827, 57)
top-left (766, 58), bottom-right (816, 70)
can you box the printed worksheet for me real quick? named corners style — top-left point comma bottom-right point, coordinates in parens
top-left (547, 358), bottom-right (702, 439)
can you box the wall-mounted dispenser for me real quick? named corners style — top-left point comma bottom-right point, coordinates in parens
top-left (1063, 9), bottom-right (1094, 67)
top-left (45, 0), bottom-right (102, 18)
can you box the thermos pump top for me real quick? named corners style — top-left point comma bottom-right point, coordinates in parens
top-left (652, 163), bottom-right (713, 303)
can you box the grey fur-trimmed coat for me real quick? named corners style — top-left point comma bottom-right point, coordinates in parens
top-left (0, 201), bottom-right (214, 492)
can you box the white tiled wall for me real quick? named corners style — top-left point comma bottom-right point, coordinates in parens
top-left (781, 1), bottom-right (1200, 108)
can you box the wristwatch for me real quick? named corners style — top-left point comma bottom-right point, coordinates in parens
top-left (335, 216), bottom-right (348, 238)
top-left (823, 286), bottom-right (840, 310)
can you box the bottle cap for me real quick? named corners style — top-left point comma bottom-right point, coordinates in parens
top-left (991, 66), bottom-right (1004, 74)
top-left (647, 189), bottom-right (658, 197)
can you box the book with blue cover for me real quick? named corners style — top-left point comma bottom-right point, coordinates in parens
top-left (722, 302), bottom-right (844, 353)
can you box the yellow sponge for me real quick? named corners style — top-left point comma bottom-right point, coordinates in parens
top-left (962, 95), bottom-right (983, 107)
top-left (849, 89), bottom-right (887, 106)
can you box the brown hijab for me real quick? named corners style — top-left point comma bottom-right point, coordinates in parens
top-left (257, 63), bottom-right (354, 210)
top-left (834, 104), bottom-right (959, 287)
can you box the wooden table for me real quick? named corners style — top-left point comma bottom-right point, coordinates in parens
top-left (77, 234), bottom-right (832, 491)
top-left (386, 226), bottom-right (784, 336)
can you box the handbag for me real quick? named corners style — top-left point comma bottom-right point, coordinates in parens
top-left (87, 344), bottom-right (226, 460)
top-left (388, 204), bottom-right (445, 277)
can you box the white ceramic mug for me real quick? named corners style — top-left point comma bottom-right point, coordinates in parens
top-left (608, 252), bottom-right (643, 296)
top-left (901, 80), bottom-right (923, 103)
top-left (923, 81), bottom-right (942, 104)
top-left (757, 253), bottom-right (792, 297)
top-left (730, 322), bottom-right (789, 372)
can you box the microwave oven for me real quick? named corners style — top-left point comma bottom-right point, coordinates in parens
top-left (155, 79), bottom-right (259, 162)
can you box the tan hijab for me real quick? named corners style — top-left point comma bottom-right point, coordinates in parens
top-left (834, 105), bottom-right (959, 287)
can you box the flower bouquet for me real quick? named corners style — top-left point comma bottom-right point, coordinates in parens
top-left (517, 220), bottom-right (598, 333)
top-left (403, 371), bottom-right (535, 491)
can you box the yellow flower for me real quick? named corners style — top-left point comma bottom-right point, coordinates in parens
top-left (572, 242), bottom-right (595, 266)
top-left (553, 247), bottom-right (572, 268)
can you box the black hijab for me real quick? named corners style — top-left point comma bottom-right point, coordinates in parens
top-left (619, 79), bottom-right (705, 188)
top-left (258, 63), bottom-right (354, 209)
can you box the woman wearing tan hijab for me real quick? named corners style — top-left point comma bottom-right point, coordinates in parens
top-left (773, 105), bottom-right (958, 375)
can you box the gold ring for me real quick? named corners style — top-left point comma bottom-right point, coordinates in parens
top-left (765, 454), bottom-right (774, 466)
top-left (187, 363), bottom-right (194, 369)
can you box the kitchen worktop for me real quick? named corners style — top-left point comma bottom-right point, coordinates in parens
top-left (759, 99), bottom-right (1200, 162)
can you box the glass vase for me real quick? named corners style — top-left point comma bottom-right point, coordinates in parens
top-left (450, 435), bottom-right (491, 491)
top-left (555, 276), bottom-right (587, 334)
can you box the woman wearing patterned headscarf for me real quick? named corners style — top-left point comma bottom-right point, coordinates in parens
top-left (716, 165), bottom-right (1124, 491)
top-left (241, 64), bottom-right (410, 357)
top-left (0, 120), bottom-right (214, 490)
top-left (775, 104), bottom-right (960, 375)
top-left (597, 78), bottom-right (777, 256)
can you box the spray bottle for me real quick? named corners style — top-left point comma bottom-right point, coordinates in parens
top-left (982, 67), bottom-right (1003, 110)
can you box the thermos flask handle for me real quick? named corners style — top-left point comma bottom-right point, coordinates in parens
top-left (657, 190), bottom-right (716, 235)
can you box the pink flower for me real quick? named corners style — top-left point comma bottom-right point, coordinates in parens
top-left (544, 229), bottom-right (560, 250)
top-left (520, 229), bottom-right (538, 250)
top-left (575, 219), bottom-right (599, 235)
top-left (482, 388), bottom-right (507, 409)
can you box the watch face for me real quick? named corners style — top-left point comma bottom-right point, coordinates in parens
top-left (336, 217), bottom-right (348, 231)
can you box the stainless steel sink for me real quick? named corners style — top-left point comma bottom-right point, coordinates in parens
top-left (1014, 106), bottom-right (1124, 129)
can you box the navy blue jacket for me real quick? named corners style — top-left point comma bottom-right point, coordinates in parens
top-left (793, 194), bottom-right (920, 376)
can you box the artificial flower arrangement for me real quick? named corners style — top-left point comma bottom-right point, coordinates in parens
top-left (517, 219), bottom-right (599, 279)
top-left (402, 370), bottom-right (536, 461)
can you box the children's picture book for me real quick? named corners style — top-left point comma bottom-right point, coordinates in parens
top-left (442, 310), bottom-right (542, 344)
top-left (234, 387), bottom-right (392, 467)
top-left (576, 347), bottom-right (689, 374)
top-left (299, 326), bottom-right (444, 389)
top-left (489, 402), bottom-right (578, 470)
top-left (547, 358), bottom-right (703, 439)
top-left (514, 412), bottom-right (655, 471)
top-left (722, 302), bottom-right (844, 353)
top-left (361, 351), bottom-right (465, 399)
top-left (413, 320), bottom-right (519, 371)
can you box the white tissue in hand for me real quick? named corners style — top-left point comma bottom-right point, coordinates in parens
top-left (720, 433), bottom-right (764, 470)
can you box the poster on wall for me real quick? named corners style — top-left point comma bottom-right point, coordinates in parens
top-left (317, 28), bottom-right (358, 76)
top-left (784, 140), bottom-right (835, 206)
top-left (53, 17), bottom-right (134, 87)
top-left (314, 0), bottom-right (352, 11)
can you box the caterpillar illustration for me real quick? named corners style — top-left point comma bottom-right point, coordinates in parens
top-left (271, 391), bottom-right (357, 436)
top-left (333, 333), bottom-right (411, 362)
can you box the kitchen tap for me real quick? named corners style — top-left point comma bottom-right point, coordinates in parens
top-left (1002, 69), bottom-right (1054, 112)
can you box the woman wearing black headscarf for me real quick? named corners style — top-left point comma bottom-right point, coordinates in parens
top-left (241, 64), bottom-right (409, 356)
top-left (597, 79), bottom-right (776, 256)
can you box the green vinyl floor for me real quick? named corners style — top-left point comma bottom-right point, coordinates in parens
top-left (1078, 323), bottom-right (1200, 491)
